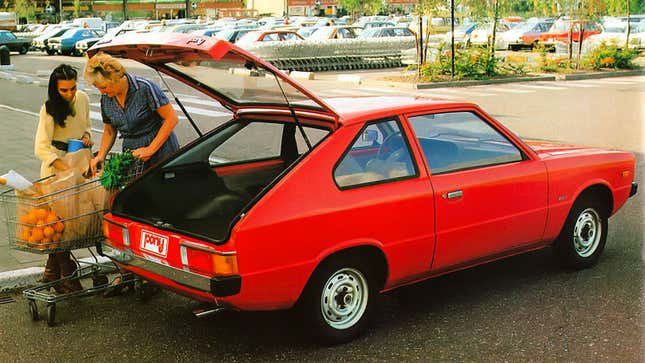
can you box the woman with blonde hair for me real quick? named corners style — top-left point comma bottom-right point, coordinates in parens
top-left (84, 52), bottom-right (179, 175)
top-left (35, 64), bottom-right (92, 293)
top-left (85, 52), bottom-right (179, 296)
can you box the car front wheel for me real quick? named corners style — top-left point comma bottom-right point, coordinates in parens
top-left (555, 196), bottom-right (608, 269)
top-left (19, 45), bottom-right (28, 54)
top-left (299, 256), bottom-right (377, 345)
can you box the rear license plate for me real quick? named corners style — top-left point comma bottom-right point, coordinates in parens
top-left (140, 230), bottom-right (169, 258)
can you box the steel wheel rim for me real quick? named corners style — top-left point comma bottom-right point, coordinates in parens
top-left (573, 208), bottom-right (601, 258)
top-left (320, 267), bottom-right (368, 330)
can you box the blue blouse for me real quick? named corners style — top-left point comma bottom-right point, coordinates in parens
top-left (100, 73), bottom-right (179, 167)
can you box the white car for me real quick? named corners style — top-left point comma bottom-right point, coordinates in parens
top-left (585, 22), bottom-right (645, 50)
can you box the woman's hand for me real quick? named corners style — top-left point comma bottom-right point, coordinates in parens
top-left (90, 156), bottom-right (105, 176)
top-left (132, 146), bottom-right (154, 161)
top-left (81, 132), bottom-right (93, 147)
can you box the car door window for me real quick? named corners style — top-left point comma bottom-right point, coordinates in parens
top-left (409, 111), bottom-right (523, 174)
top-left (334, 119), bottom-right (416, 189)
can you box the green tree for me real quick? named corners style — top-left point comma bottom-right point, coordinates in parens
top-left (74, 0), bottom-right (80, 17)
top-left (14, 0), bottom-right (35, 21)
top-left (338, 0), bottom-right (382, 17)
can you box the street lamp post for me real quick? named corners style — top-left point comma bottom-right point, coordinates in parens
top-left (59, 0), bottom-right (62, 22)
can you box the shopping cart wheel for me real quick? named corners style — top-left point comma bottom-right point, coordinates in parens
top-left (92, 274), bottom-right (109, 288)
top-left (46, 304), bottom-right (56, 327)
top-left (27, 299), bottom-right (39, 321)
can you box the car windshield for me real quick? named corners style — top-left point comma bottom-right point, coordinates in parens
top-left (308, 27), bottom-right (334, 40)
top-left (61, 28), bottom-right (79, 37)
top-left (604, 25), bottom-right (626, 33)
top-left (163, 50), bottom-right (324, 111)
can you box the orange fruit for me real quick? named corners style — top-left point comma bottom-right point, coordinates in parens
top-left (19, 213), bottom-right (31, 224)
top-left (53, 221), bottom-right (65, 233)
top-left (34, 208), bottom-right (48, 220)
top-left (24, 212), bottom-right (37, 225)
top-left (43, 226), bottom-right (55, 238)
top-left (52, 233), bottom-right (62, 242)
top-left (36, 219), bottom-right (46, 227)
top-left (20, 228), bottom-right (31, 241)
top-left (30, 227), bottom-right (44, 242)
top-left (45, 212), bottom-right (58, 224)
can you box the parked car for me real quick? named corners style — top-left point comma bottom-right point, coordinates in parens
top-left (90, 33), bottom-right (637, 345)
top-left (235, 30), bottom-right (304, 47)
top-left (48, 27), bottom-right (102, 55)
top-left (297, 26), bottom-right (320, 38)
top-left (500, 18), bottom-right (554, 50)
top-left (31, 26), bottom-right (75, 55)
top-left (213, 28), bottom-right (255, 43)
top-left (306, 26), bottom-right (361, 40)
top-left (539, 18), bottom-right (603, 47)
top-left (357, 26), bottom-right (416, 39)
top-left (469, 22), bottom-right (512, 47)
top-left (76, 28), bottom-right (134, 55)
top-left (584, 22), bottom-right (643, 50)
top-left (628, 22), bottom-right (645, 49)
top-left (0, 29), bottom-right (31, 54)
top-left (444, 22), bottom-right (478, 45)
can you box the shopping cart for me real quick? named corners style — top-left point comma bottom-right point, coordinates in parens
top-left (0, 157), bottom-right (144, 326)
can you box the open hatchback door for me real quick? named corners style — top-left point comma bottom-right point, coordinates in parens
top-left (87, 32), bottom-right (339, 128)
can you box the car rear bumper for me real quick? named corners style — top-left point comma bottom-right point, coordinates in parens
top-left (630, 182), bottom-right (638, 197)
top-left (100, 240), bottom-right (241, 297)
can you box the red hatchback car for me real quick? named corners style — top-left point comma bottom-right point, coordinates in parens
top-left (90, 33), bottom-right (637, 344)
top-left (539, 18), bottom-right (602, 45)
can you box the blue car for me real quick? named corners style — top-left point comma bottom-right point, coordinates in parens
top-left (48, 28), bottom-right (102, 56)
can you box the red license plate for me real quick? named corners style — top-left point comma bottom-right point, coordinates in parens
top-left (140, 230), bottom-right (169, 258)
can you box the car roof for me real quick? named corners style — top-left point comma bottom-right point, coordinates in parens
top-left (323, 96), bottom-right (468, 125)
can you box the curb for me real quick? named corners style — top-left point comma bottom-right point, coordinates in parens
top-left (561, 69), bottom-right (645, 80)
top-left (363, 75), bottom-right (558, 89)
top-left (361, 69), bottom-right (643, 89)
top-left (0, 255), bottom-right (112, 292)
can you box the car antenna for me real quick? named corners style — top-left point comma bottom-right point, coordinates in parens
top-left (155, 70), bottom-right (203, 138)
top-left (271, 71), bottom-right (313, 151)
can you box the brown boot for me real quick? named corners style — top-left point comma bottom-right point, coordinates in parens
top-left (56, 252), bottom-right (83, 293)
top-left (42, 254), bottom-right (59, 283)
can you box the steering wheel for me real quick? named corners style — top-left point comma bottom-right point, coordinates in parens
top-left (376, 132), bottom-right (405, 161)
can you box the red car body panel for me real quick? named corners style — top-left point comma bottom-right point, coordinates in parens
top-left (96, 33), bottom-right (636, 313)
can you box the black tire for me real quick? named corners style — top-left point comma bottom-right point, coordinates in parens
top-left (28, 299), bottom-right (39, 321)
top-left (554, 196), bottom-right (608, 269)
top-left (298, 255), bottom-right (377, 345)
top-left (46, 304), bottom-right (56, 327)
top-left (46, 48), bottom-right (56, 55)
top-left (19, 45), bottom-right (28, 55)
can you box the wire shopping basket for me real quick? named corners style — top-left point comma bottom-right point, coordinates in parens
top-left (0, 157), bottom-right (145, 254)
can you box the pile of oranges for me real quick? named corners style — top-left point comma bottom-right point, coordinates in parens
top-left (18, 207), bottom-right (65, 250)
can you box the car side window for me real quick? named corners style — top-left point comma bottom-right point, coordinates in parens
top-left (334, 119), bottom-right (416, 189)
top-left (409, 111), bottom-right (523, 174)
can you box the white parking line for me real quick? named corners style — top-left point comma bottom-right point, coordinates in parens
top-left (475, 87), bottom-right (533, 94)
top-left (514, 84), bottom-right (567, 90)
top-left (437, 88), bottom-right (498, 97)
top-left (558, 82), bottom-right (596, 88)
top-left (572, 80), bottom-right (636, 85)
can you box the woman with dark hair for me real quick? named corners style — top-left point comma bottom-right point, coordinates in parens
top-left (34, 64), bottom-right (92, 293)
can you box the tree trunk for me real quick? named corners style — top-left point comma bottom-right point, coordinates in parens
top-left (625, 0), bottom-right (631, 50)
top-left (490, 0), bottom-right (499, 76)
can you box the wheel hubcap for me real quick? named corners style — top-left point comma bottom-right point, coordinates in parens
top-left (573, 208), bottom-right (601, 258)
top-left (321, 267), bottom-right (368, 330)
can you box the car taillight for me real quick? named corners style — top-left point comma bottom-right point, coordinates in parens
top-left (180, 241), bottom-right (238, 276)
top-left (102, 218), bottom-right (130, 246)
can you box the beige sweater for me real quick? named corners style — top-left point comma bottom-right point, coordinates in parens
top-left (35, 90), bottom-right (91, 178)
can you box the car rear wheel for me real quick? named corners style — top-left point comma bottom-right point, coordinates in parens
top-left (19, 45), bottom-right (28, 55)
top-left (554, 196), bottom-right (608, 269)
top-left (299, 256), bottom-right (377, 345)
top-left (46, 49), bottom-right (56, 55)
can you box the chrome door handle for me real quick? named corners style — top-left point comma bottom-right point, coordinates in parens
top-left (444, 190), bottom-right (463, 200)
